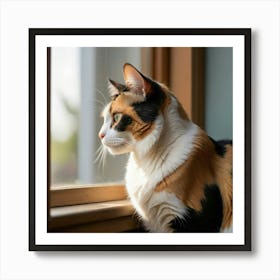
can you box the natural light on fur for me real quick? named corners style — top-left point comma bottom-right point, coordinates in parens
top-left (98, 63), bottom-right (233, 233)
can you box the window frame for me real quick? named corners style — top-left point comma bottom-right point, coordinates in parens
top-left (47, 47), bottom-right (205, 233)
top-left (142, 47), bottom-right (205, 127)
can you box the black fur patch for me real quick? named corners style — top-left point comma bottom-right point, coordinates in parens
top-left (170, 185), bottom-right (223, 232)
top-left (132, 102), bottom-right (159, 123)
top-left (114, 115), bottom-right (133, 131)
top-left (132, 82), bottom-right (165, 123)
top-left (209, 137), bottom-right (232, 157)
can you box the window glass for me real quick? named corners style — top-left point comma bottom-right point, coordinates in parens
top-left (51, 48), bottom-right (80, 185)
top-left (50, 47), bottom-right (141, 186)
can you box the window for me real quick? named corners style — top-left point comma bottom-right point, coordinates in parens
top-left (48, 47), bottom-right (231, 232)
top-left (48, 47), bottom-right (143, 232)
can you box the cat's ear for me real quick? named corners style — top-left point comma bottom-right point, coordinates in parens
top-left (108, 79), bottom-right (126, 98)
top-left (123, 63), bottom-right (151, 97)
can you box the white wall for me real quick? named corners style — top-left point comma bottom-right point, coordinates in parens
top-left (1, 1), bottom-right (280, 280)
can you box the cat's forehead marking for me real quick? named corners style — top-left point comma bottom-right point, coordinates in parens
top-left (110, 93), bottom-right (144, 114)
top-left (114, 92), bottom-right (145, 105)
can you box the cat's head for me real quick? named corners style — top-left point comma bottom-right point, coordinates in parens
top-left (98, 63), bottom-right (168, 155)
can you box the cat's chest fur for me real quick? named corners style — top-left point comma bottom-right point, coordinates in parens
top-left (125, 122), bottom-right (199, 232)
top-left (126, 157), bottom-right (183, 232)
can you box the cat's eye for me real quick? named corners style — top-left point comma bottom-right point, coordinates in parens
top-left (113, 113), bottom-right (122, 123)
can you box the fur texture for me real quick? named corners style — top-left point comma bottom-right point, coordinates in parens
top-left (99, 63), bottom-right (232, 233)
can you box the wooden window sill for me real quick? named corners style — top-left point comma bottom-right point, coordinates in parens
top-left (48, 199), bottom-right (141, 233)
top-left (52, 216), bottom-right (141, 233)
top-left (50, 183), bottom-right (127, 207)
top-left (48, 183), bottom-right (144, 233)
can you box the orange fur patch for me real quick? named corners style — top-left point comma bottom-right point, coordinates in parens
top-left (155, 130), bottom-right (216, 211)
top-left (155, 129), bottom-right (232, 228)
top-left (216, 145), bottom-right (233, 230)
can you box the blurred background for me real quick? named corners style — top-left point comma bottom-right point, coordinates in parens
top-left (50, 47), bottom-right (232, 186)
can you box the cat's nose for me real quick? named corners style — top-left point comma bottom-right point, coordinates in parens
top-left (99, 132), bottom-right (105, 139)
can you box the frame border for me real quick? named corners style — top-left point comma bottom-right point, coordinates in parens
top-left (29, 28), bottom-right (251, 251)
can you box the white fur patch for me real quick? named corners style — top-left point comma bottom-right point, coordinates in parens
top-left (138, 191), bottom-right (187, 232)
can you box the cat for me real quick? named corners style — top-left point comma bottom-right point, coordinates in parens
top-left (98, 63), bottom-right (232, 233)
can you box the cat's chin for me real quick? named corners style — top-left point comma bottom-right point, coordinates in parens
top-left (107, 145), bottom-right (131, 155)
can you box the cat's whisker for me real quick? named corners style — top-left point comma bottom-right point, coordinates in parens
top-left (93, 144), bottom-right (105, 165)
top-left (93, 143), bottom-right (107, 169)
top-left (95, 88), bottom-right (109, 105)
top-left (92, 98), bottom-right (106, 108)
top-left (100, 145), bottom-right (108, 171)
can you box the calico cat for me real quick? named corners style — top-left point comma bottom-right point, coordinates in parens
top-left (98, 63), bottom-right (232, 233)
